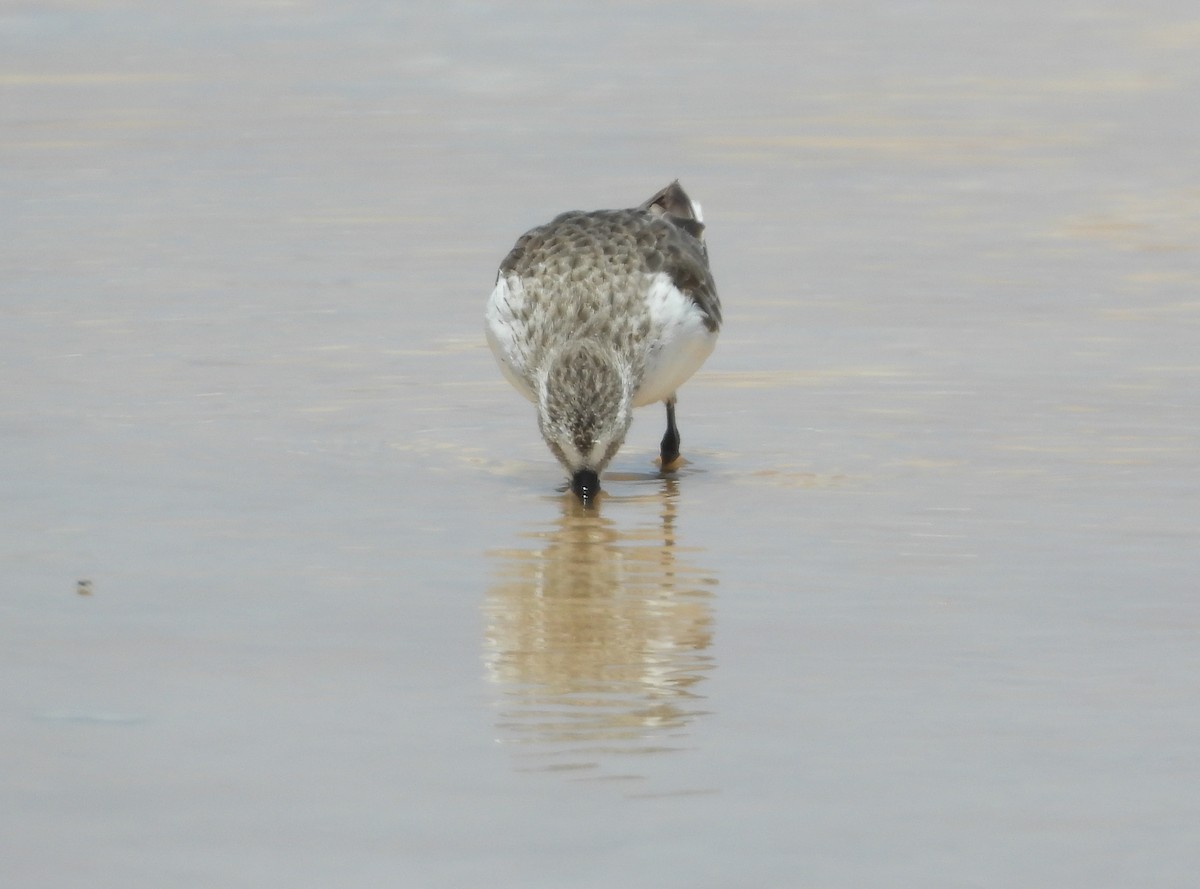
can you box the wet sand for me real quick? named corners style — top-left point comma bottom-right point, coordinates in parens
top-left (3, 2), bottom-right (1198, 886)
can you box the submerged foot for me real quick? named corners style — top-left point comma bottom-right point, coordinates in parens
top-left (658, 434), bottom-right (683, 473)
top-left (658, 453), bottom-right (684, 473)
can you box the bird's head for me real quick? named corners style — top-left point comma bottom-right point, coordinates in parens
top-left (536, 340), bottom-right (633, 506)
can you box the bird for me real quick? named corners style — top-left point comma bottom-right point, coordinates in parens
top-left (485, 181), bottom-right (721, 505)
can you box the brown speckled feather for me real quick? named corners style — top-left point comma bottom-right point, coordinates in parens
top-left (499, 202), bottom-right (720, 333)
top-left (484, 181), bottom-right (721, 489)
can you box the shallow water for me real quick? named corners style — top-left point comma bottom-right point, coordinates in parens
top-left (3, 2), bottom-right (1199, 886)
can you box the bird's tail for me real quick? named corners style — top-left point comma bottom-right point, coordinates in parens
top-left (640, 180), bottom-right (705, 240)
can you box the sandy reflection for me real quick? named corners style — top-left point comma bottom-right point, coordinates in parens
top-left (484, 479), bottom-right (716, 778)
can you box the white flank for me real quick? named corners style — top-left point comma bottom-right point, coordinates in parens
top-left (484, 274), bottom-right (537, 402)
top-left (635, 272), bottom-right (718, 407)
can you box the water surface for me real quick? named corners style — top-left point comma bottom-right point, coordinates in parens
top-left (3, 2), bottom-right (1198, 887)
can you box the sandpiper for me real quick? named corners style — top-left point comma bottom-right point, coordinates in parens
top-left (485, 181), bottom-right (721, 504)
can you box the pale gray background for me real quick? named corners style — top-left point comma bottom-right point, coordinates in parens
top-left (3, 2), bottom-right (1198, 887)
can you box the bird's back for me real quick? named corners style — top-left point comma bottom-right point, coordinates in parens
top-left (486, 184), bottom-right (720, 402)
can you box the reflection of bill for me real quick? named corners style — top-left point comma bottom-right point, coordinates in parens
top-left (484, 480), bottom-right (717, 779)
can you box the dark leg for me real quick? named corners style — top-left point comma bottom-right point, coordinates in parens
top-left (659, 395), bottom-right (682, 471)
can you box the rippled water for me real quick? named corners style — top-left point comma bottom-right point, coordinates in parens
top-left (3, 2), bottom-right (1198, 887)
top-left (485, 488), bottom-right (717, 784)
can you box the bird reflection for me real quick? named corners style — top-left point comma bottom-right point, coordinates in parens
top-left (484, 478), bottom-right (717, 779)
